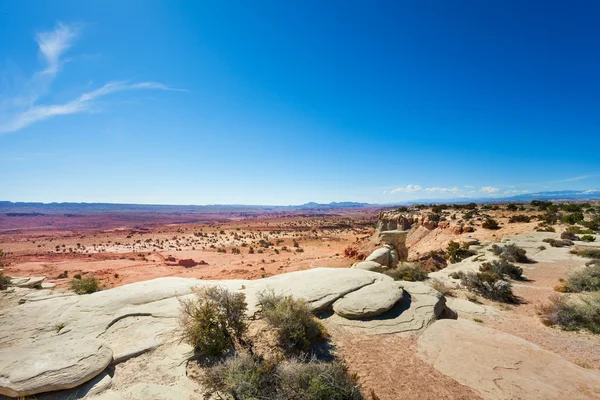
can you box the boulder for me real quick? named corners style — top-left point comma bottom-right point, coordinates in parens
top-left (0, 338), bottom-right (113, 397)
top-left (365, 247), bottom-right (392, 267)
top-left (332, 281), bottom-right (404, 319)
top-left (10, 276), bottom-right (45, 288)
top-left (329, 281), bottom-right (446, 335)
top-left (351, 261), bottom-right (384, 272)
top-left (418, 319), bottom-right (600, 399)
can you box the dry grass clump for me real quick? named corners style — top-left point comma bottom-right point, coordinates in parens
top-left (201, 353), bottom-right (362, 400)
top-left (70, 275), bottom-right (101, 294)
top-left (561, 231), bottom-right (580, 241)
top-left (482, 217), bottom-right (500, 230)
top-left (179, 286), bottom-right (247, 356)
top-left (258, 290), bottom-right (327, 354)
top-left (445, 241), bottom-right (474, 263)
top-left (538, 293), bottom-right (600, 334)
top-left (431, 279), bottom-right (454, 296)
top-left (384, 264), bottom-right (428, 282)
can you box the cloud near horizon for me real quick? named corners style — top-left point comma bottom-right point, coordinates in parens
top-left (0, 22), bottom-right (185, 134)
top-left (386, 184), bottom-right (511, 198)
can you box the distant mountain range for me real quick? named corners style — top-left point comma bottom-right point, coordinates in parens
top-left (0, 190), bottom-right (598, 215)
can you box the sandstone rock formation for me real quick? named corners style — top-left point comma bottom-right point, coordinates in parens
top-left (332, 281), bottom-right (404, 319)
top-left (418, 319), bottom-right (600, 400)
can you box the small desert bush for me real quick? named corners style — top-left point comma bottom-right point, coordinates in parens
top-left (581, 235), bottom-right (596, 242)
top-left (479, 260), bottom-right (523, 280)
top-left (445, 241), bottom-right (474, 263)
top-left (509, 215), bottom-right (531, 223)
top-left (538, 293), bottom-right (600, 334)
top-left (431, 279), bottom-right (454, 296)
top-left (258, 290), bottom-right (326, 354)
top-left (0, 271), bottom-right (11, 290)
top-left (70, 275), bottom-right (101, 294)
top-left (536, 225), bottom-right (556, 232)
top-left (200, 352), bottom-right (279, 399)
top-left (567, 226), bottom-right (595, 235)
top-left (201, 353), bottom-right (362, 400)
top-left (543, 238), bottom-right (573, 248)
top-left (490, 244), bottom-right (528, 263)
top-left (561, 231), bottom-right (579, 241)
top-left (277, 356), bottom-right (362, 400)
top-left (570, 248), bottom-right (600, 259)
top-left (565, 264), bottom-right (600, 292)
top-left (384, 264), bottom-right (428, 281)
top-left (482, 217), bottom-right (500, 230)
top-left (457, 271), bottom-right (516, 303)
top-left (179, 286), bottom-right (247, 356)
top-left (561, 212), bottom-right (585, 225)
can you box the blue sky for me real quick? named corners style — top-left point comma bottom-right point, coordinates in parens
top-left (1, 0), bottom-right (599, 205)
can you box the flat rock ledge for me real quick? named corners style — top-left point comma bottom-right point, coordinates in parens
top-left (418, 319), bottom-right (600, 400)
top-left (0, 339), bottom-right (112, 398)
top-left (332, 281), bottom-right (404, 319)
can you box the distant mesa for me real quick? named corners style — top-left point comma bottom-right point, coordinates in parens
top-left (5, 212), bottom-right (44, 217)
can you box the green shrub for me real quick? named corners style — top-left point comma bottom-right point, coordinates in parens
top-left (457, 271), bottom-right (517, 303)
top-left (566, 265), bottom-right (600, 292)
top-left (538, 293), bottom-right (600, 334)
top-left (531, 200), bottom-right (553, 211)
top-left (179, 286), bottom-right (247, 356)
top-left (506, 204), bottom-right (518, 211)
top-left (70, 276), bottom-right (101, 294)
top-left (482, 218), bottom-right (500, 230)
top-left (479, 260), bottom-right (523, 280)
top-left (384, 264), bottom-right (428, 281)
top-left (561, 212), bottom-right (585, 225)
top-left (570, 248), bottom-right (600, 259)
top-left (567, 226), bottom-right (595, 235)
top-left (445, 241), bottom-right (474, 263)
top-left (0, 271), bottom-right (11, 290)
top-left (258, 290), bottom-right (326, 354)
top-left (581, 235), bottom-right (596, 242)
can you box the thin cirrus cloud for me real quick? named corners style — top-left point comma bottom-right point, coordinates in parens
top-left (0, 22), bottom-right (185, 135)
top-left (387, 185), bottom-right (512, 197)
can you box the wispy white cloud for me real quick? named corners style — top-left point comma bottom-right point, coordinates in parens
top-left (36, 22), bottom-right (77, 76)
top-left (0, 22), bottom-right (185, 135)
top-left (480, 186), bottom-right (500, 194)
top-left (425, 186), bottom-right (460, 193)
top-left (391, 184), bottom-right (422, 194)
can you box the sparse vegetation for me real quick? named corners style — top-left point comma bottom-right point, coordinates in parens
top-left (581, 235), bottom-right (596, 242)
top-left (538, 293), bottom-right (600, 334)
top-left (384, 264), bottom-right (428, 281)
top-left (0, 271), bottom-right (10, 290)
top-left (490, 243), bottom-right (528, 263)
top-left (565, 264), bottom-right (600, 292)
top-left (509, 215), bottom-right (531, 223)
top-left (570, 248), bottom-right (600, 259)
top-left (70, 275), bottom-right (101, 294)
top-left (455, 270), bottom-right (517, 303)
top-left (445, 241), bottom-right (474, 263)
top-left (543, 238), bottom-right (573, 248)
top-left (258, 290), bottom-right (326, 354)
top-left (179, 286), bottom-right (247, 356)
top-left (561, 231), bottom-right (579, 241)
top-left (479, 259), bottom-right (523, 280)
top-left (482, 217), bottom-right (500, 230)
top-left (201, 353), bottom-right (362, 400)
top-left (431, 279), bottom-right (454, 296)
